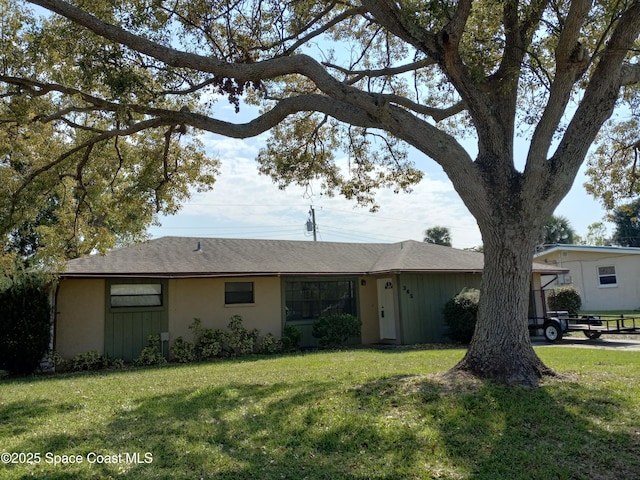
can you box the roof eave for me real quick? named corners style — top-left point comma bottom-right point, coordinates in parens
top-left (61, 267), bottom-right (564, 278)
top-left (59, 271), bottom-right (368, 279)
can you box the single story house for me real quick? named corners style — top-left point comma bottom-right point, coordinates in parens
top-left (534, 244), bottom-right (640, 311)
top-left (54, 237), bottom-right (566, 361)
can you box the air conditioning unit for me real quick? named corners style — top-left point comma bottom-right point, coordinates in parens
top-left (558, 274), bottom-right (572, 284)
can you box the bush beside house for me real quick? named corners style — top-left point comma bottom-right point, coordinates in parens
top-left (172, 316), bottom-right (281, 362)
top-left (46, 315), bottom-right (297, 375)
top-left (312, 313), bottom-right (361, 348)
top-left (548, 285), bottom-right (582, 316)
top-left (443, 288), bottom-right (480, 344)
top-left (0, 275), bottom-right (51, 375)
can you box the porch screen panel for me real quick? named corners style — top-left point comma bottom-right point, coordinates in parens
top-left (285, 279), bottom-right (356, 321)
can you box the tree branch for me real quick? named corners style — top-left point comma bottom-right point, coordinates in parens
top-left (382, 95), bottom-right (467, 122)
top-left (9, 117), bottom-right (167, 223)
top-left (26, 0), bottom-right (330, 85)
top-left (24, 0), bottom-right (486, 217)
top-left (1, 75), bottom-right (131, 114)
top-left (360, 0), bottom-right (439, 58)
top-left (26, 0), bottom-right (396, 126)
top-left (621, 63), bottom-right (640, 86)
top-left (322, 58), bottom-right (436, 85)
top-left (525, 0), bottom-right (594, 171)
top-left (280, 6), bottom-right (368, 56)
top-left (525, 0), bottom-right (640, 209)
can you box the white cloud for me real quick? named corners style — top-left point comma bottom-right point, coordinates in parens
top-left (147, 78), bottom-right (617, 248)
top-left (151, 134), bottom-right (483, 248)
top-left (150, 102), bottom-right (613, 248)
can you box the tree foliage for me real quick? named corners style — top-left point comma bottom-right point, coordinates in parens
top-left (0, 274), bottom-right (51, 375)
top-left (541, 215), bottom-right (576, 246)
top-left (423, 226), bottom-right (452, 246)
top-left (0, 0), bottom-right (220, 269)
top-left (2, 0), bottom-right (639, 385)
top-left (585, 113), bottom-right (640, 210)
top-left (610, 198), bottom-right (640, 247)
top-left (580, 221), bottom-right (610, 246)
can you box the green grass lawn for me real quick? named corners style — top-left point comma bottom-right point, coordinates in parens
top-left (1, 347), bottom-right (640, 479)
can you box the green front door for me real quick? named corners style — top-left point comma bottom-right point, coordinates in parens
top-left (105, 280), bottom-right (169, 361)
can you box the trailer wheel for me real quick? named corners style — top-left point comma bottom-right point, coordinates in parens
top-left (584, 331), bottom-right (602, 340)
top-left (543, 320), bottom-right (563, 342)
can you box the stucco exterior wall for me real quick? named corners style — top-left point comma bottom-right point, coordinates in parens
top-left (55, 279), bottom-right (105, 359)
top-left (536, 249), bottom-right (640, 311)
top-left (167, 276), bottom-right (283, 342)
top-left (54, 270), bottom-right (560, 359)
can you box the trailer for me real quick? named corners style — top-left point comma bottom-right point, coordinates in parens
top-left (534, 312), bottom-right (640, 342)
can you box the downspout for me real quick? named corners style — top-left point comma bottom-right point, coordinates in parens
top-left (47, 278), bottom-right (60, 371)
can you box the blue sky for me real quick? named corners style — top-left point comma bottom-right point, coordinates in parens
top-left (147, 106), bottom-right (612, 249)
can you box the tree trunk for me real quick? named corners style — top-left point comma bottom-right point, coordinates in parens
top-left (451, 220), bottom-right (555, 387)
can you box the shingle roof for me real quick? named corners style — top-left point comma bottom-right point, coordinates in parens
top-left (62, 237), bottom-right (566, 278)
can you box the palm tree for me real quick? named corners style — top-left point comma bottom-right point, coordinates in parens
top-left (542, 215), bottom-right (576, 246)
top-left (423, 226), bottom-right (452, 247)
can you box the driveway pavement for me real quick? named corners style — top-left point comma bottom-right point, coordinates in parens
top-left (532, 335), bottom-right (640, 351)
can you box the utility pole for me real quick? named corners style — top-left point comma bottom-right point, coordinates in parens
top-left (306, 206), bottom-right (317, 241)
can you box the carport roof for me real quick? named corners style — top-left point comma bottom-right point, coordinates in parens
top-left (62, 237), bottom-right (567, 278)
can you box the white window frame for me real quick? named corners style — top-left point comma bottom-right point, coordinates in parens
top-left (597, 265), bottom-right (618, 288)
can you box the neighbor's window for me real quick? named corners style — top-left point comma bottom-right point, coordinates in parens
top-left (597, 266), bottom-right (617, 286)
top-left (285, 279), bottom-right (356, 321)
top-left (225, 282), bottom-right (254, 304)
top-left (110, 283), bottom-right (163, 308)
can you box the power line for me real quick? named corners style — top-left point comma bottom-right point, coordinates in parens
top-left (150, 199), bottom-right (482, 244)
top-left (152, 224), bottom-right (302, 231)
top-left (317, 224), bottom-right (409, 243)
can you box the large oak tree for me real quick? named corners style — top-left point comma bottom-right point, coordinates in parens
top-left (2, 0), bottom-right (640, 385)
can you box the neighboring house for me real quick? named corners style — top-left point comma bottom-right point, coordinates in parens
top-left (54, 237), bottom-right (565, 361)
top-left (534, 244), bottom-right (640, 311)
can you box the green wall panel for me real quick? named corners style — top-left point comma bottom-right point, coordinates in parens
top-left (398, 273), bottom-right (482, 344)
top-left (105, 280), bottom-right (168, 362)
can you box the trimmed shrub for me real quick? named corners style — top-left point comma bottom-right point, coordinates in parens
top-left (0, 275), bottom-right (51, 375)
top-left (312, 313), bottom-right (361, 348)
top-left (170, 336), bottom-right (197, 363)
top-left (109, 358), bottom-right (126, 369)
top-left (189, 318), bottom-right (225, 359)
top-left (225, 315), bottom-right (259, 355)
top-left (135, 335), bottom-right (167, 366)
top-left (281, 324), bottom-right (302, 352)
top-left (170, 317), bottom-right (289, 363)
top-left (443, 288), bottom-right (480, 344)
top-left (548, 285), bottom-right (582, 316)
top-left (48, 351), bottom-right (68, 372)
top-left (197, 328), bottom-right (225, 359)
top-left (259, 332), bottom-right (282, 354)
top-left (71, 350), bottom-right (106, 371)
